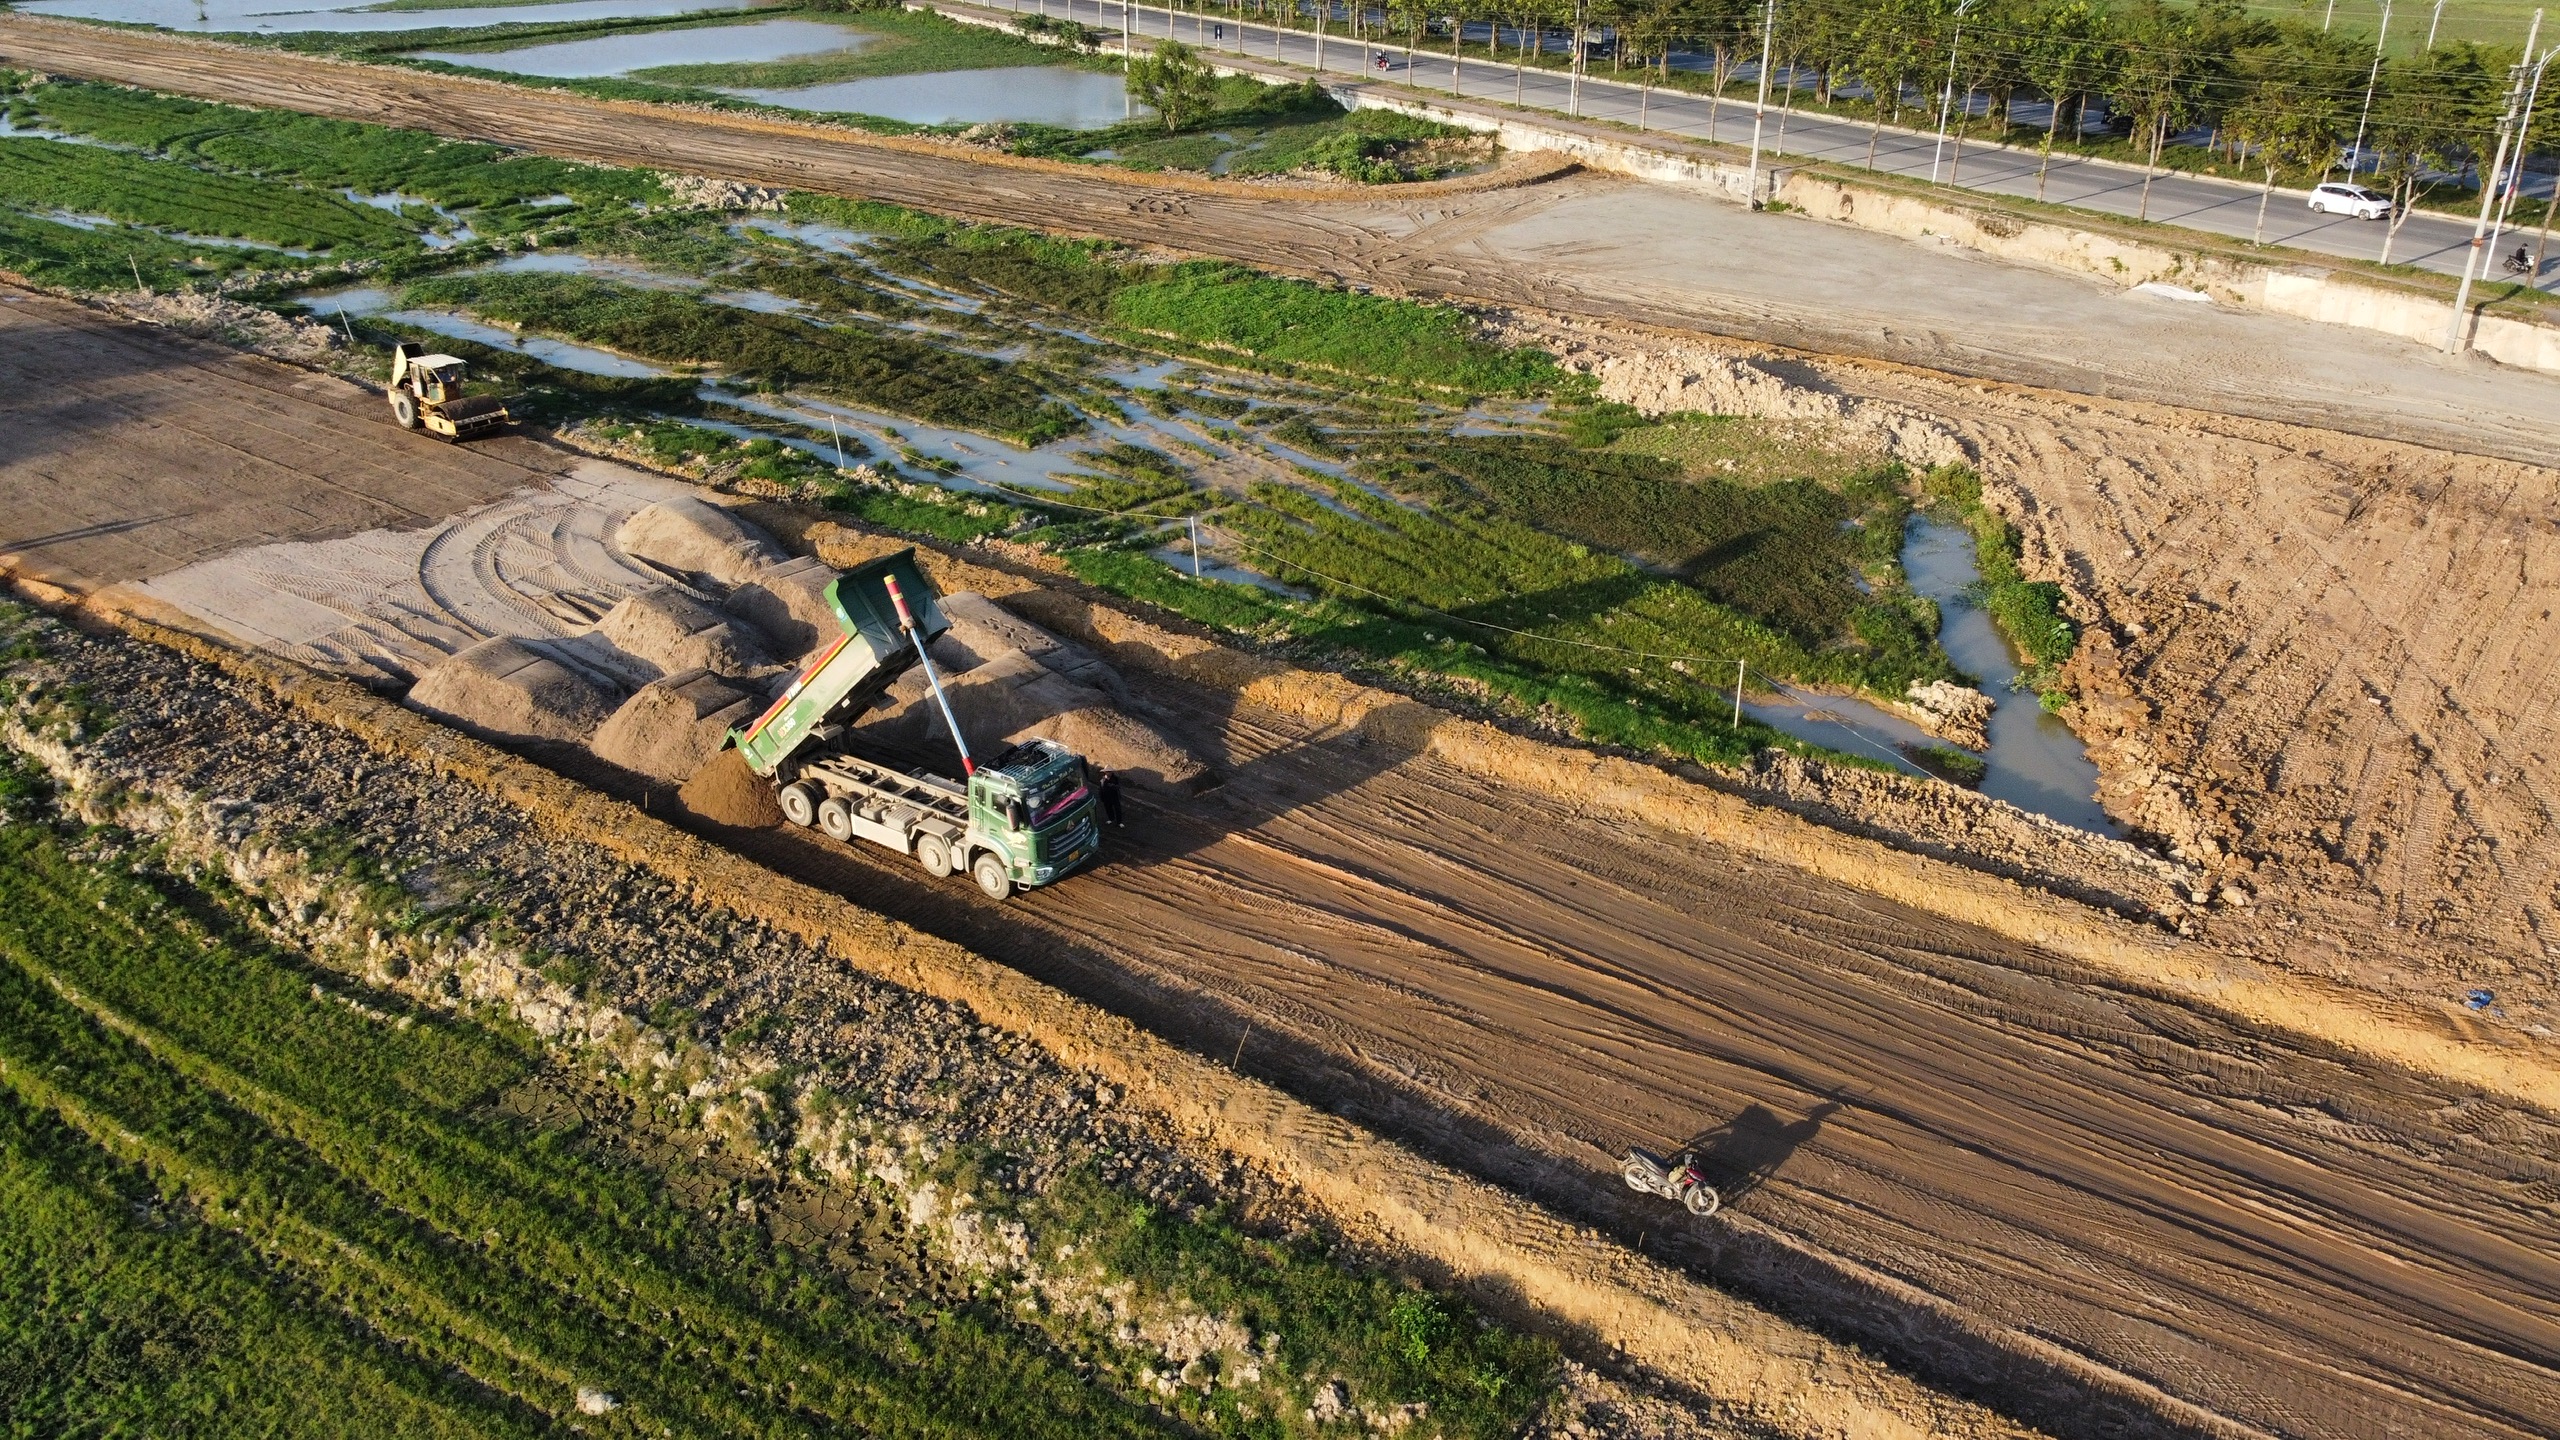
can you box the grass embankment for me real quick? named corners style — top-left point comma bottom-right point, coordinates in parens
top-left (0, 796), bottom-right (1160, 1439)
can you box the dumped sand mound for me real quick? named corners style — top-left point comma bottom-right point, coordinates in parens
top-left (678, 747), bottom-right (784, 828)
top-left (617, 497), bottom-right (787, 587)
top-left (592, 588), bottom-right (774, 681)
top-left (408, 637), bottom-right (616, 744)
top-left (724, 555), bottom-right (841, 658)
top-left (939, 591), bottom-right (1128, 701)
top-left (592, 669), bottom-right (761, 783)
top-left (1040, 706), bottom-right (1208, 793)
top-left (875, 651), bottom-right (1205, 791)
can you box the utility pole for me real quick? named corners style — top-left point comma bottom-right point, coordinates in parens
top-left (1931, 0), bottom-right (1978, 184)
top-left (1123, 0), bottom-right (1133, 117)
top-left (1732, 659), bottom-right (1745, 728)
top-left (2428, 0), bottom-right (2446, 47)
top-left (1744, 0), bottom-right (1776, 207)
top-left (1556, 0), bottom-right (1576, 117)
top-left (2486, 38), bottom-right (2559, 282)
top-left (2349, 0), bottom-right (2394, 181)
top-left (2447, 9), bottom-right (2542, 354)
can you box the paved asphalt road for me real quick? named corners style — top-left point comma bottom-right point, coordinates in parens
top-left (1017, 0), bottom-right (2556, 287)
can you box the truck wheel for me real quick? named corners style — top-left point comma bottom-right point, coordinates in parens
top-left (915, 833), bottom-right (951, 878)
top-left (778, 783), bottom-right (818, 828)
top-left (971, 851), bottom-right (1013, 901)
top-left (389, 390), bottom-right (419, 429)
top-left (817, 797), bottom-right (856, 843)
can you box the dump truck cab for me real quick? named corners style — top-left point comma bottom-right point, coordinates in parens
top-left (966, 739), bottom-right (1101, 891)
top-left (388, 343), bottom-right (509, 442)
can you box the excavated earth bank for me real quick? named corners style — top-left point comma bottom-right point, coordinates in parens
top-left (1, 603), bottom-right (2044, 1440)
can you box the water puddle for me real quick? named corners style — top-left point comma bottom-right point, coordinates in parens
top-left (305, 288), bottom-right (671, 377)
top-left (734, 216), bottom-right (874, 255)
top-left (722, 66), bottom-right (1145, 130)
top-left (1146, 544), bottom-right (1303, 595)
top-left (18, 0), bottom-right (747, 33)
top-left (21, 206), bottom-right (317, 254)
top-left (708, 388), bottom-right (1090, 497)
top-left (1903, 515), bottom-right (2115, 833)
top-left (1740, 693), bottom-right (1934, 777)
top-left (412, 18), bottom-right (875, 79)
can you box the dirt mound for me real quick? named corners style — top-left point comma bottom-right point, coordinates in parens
top-left (874, 651), bottom-right (1205, 791)
top-left (617, 497), bottom-right (786, 587)
top-left (592, 587), bottom-right (774, 680)
top-left (677, 746), bottom-right (784, 828)
top-left (408, 637), bottom-right (616, 743)
top-left (723, 555), bottom-right (841, 658)
top-left (592, 669), bottom-right (760, 783)
top-left (939, 590), bottom-right (1128, 701)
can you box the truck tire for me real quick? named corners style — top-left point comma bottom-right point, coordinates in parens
top-left (915, 833), bottom-right (951, 878)
top-left (778, 783), bottom-right (819, 828)
top-left (389, 389), bottom-right (419, 429)
top-left (817, 797), bottom-right (857, 843)
top-left (971, 851), bottom-right (1013, 901)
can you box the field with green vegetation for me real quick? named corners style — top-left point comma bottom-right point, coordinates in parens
top-left (0, 73), bottom-right (2029, 771)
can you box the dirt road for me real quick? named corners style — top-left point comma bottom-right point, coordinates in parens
top-left (0, 289), bottom-right (573, 592)
top-left (7, 293), bottom-right (2557, 1440)
top-left (8, 15), bottom-right (2560, 469)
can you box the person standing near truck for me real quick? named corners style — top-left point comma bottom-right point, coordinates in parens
top-left (1097, 768), bottom-right (1124, 827)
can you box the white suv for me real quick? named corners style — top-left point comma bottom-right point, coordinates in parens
top-left (2309, 182), bottom-right (2393, 220)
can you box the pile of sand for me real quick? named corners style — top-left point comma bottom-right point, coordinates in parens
top-left (408, 637), bottom-right (617, 743)
top-left (873, 651), bottom-right (1205, 792)
top-left (677, 747), bottom-right (784, 828)
top-left (939, 591), bottom-right (1127, 702)
top-left (617, 497), bottom-right (787, 587)
top-left (592, 669), bottom-right (760, 783)
top-left (724, 555), bottom-right (842, 658)
top-left (592, 588), bottom-right (774, 681)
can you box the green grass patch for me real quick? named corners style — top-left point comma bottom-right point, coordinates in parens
top-left (0, 207), bottom-right (269, 291)
top-left (13, 78), bottom-right (656, 214)
top-left (0, 136), bottom-right (416, 253)
top-left (401, 270), bottom-right (1083, 443)
top-left (1109, 262), bottom-right (1558, 396)
top-left (0, 802), bottom-right (1172, 1440)
top-left (1029, 1169), bottom-right (1557, 1439)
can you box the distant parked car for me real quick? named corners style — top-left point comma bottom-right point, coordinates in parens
top-left (2309, 182), bottom-right (2393, 220)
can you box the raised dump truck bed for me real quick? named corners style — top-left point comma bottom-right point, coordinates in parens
top-left (728, 549), bottom-right (1100, 900)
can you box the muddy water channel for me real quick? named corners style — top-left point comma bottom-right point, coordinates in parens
top-left (1905, 516), bottom-right (2113, 833)
top-left (1739, 518), bottom-right (2112, 833)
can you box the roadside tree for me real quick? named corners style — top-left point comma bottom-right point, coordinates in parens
top-left (2023, 0), bottom-right (2110, 198)
top-left (1129, 40), bottom-right (1218, 130)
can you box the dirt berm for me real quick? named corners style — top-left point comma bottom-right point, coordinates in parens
top-left (767, 517), bottom-right (2560, 1115)
top-left (96, 603), bottom-right (2040, 1440)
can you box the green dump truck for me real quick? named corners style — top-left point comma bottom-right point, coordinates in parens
top-left (726, 549), bottom-right (1101, 900)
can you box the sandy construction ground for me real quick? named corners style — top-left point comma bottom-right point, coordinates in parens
top-left (7, 290), bottom-right (2558, 1440)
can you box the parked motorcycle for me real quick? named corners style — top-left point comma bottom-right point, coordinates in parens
top-left (1621, 1148), bottom-right (1720, 1218)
